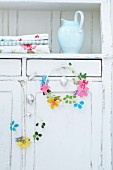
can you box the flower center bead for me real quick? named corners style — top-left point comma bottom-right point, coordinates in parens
top-left (52, 101), bottom-right (56, 105)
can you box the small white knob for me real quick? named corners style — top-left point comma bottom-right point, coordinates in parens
top-left (27, 94), bottom-right (34, 104)
top-left (60, 76), bottom-right (68, 86)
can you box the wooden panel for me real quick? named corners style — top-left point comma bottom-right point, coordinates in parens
top-left (100, 2), bottom-right (112, 54)
top-left (27, 59), bottom-right (102, 77)
top-left (0, 10), bottom-right (3, 35)
top-left (111, 0), bottom-right (113, 47)
top-left (0, 91), bottom-right (12, 169)
top-left (51, 11), bottom-right (61, 53)
top-left (91, 82), bottom-right (103, 169)
top-left (35, 92), bottom-right (91, 170)
top-left (0, 1), bottom-right (101, 11)
top-left (2, 10), bottom-right (8, 35)
top-left (0, 59), bottom-right (21, 76)
top-left (26, 81), bottom-right (102, 170)
top-left (102, 59), bottom-right (112, 170)
top-left (0, 82), bottom-right (22, 170)
top-left (92, 11), bottom-right (101, 53)
top-left (0, 0), bottom-right (103, 2)
top-left (9, 10), bottom-right (17, 35)
top-left (80, 11), bottom-right (92, 54)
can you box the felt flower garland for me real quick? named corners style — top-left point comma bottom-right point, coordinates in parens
top-left (10, 62), bottom-right (89, 150)
top-left (33, 122), bottom-right (46, 141)
top-left (10, 121), bottom-right (19, 131)
top-left (10, 113), bottom-right (46, 149)
top-left (15, 136), bottom-right (31, 149)
top-left (40, 63), bottom-right (89, 109)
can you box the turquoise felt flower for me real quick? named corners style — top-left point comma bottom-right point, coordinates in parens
top-left (10, 121), bottom-right (19, 131)
top-left (74, 101), bottom-right (84, 109)
top-left (40, 75), bottom-right (49, 86)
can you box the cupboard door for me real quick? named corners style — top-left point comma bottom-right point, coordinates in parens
top-left (26, 80), bottom-right (103, 170)
top-left (0, 81), bottom-right (22, 170)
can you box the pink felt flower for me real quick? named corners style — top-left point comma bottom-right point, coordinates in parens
top-left (77, 80), bottom-right (88, 88)
top-left (40, 84), bottom-right (50, 94)
top-left (77, 86), bottom-right (89, 97)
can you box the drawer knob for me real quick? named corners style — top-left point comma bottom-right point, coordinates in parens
top-left (60, 76), bottom-right (68, 86)
top-left (27, 94), bottom-right (34, 104)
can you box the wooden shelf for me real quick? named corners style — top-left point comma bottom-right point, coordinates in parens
top-left (0, 1), bottom-right (102, 10)
top-left (0, 0), bottom-right (105, 3)
top-left (0, 53), bottom-right (109, 59)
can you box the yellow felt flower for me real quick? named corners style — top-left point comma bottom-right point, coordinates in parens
top-left (47, 98), bottom-right (59, 109)
top-left (16, 136), bottom-right (31, 149)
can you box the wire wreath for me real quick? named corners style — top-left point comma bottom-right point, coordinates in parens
top-left (40, 62), bottom-right (89, 109)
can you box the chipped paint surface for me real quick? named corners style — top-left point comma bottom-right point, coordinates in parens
top-left (0, 0), bottom-right (112, 169)
top-left (0, 55), bottom-right (111, 170)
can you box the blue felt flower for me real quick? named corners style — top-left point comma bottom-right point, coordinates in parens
top-left (10, 121), bottom-right (19, 131)
top-left (74, 101), bottom-right (84, 109)
top-left (40, 75), bottom-right (48, 86)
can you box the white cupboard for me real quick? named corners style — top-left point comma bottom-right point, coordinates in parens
top-left (0, 54), bottom-right (110, 170)
top-left (0, 0), bottom-right (112, 170)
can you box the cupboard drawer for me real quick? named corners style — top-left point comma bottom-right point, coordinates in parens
top-left (27, 59), bottom-right (102, 77)
top-left (0, 59), bottom-right (21, 76)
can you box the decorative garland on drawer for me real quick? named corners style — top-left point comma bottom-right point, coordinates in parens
top-left (40, 62), bottom-right (89, 109)
top-left (10, 62), bottom-right (89, 150)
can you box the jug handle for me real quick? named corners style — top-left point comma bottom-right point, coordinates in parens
top-left (74, 11), bottom-right (84, 32)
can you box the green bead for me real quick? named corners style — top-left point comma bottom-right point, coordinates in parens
top-left (73, 95), bottom-right (76, 98)
top-left (63, 97), bottom-right (66, 100)
top-left (33, 134), bottom-right (36, 139)
top-left (65, 100), bottom-right (68, 103)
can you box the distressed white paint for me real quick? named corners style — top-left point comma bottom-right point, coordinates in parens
top-left (0, 0), bottom-right (112, 169)
top-left (100, 0), bottom-right (112, 54)
top-left (0, 55), bottom-right (111, 170)
top-left (27, 59), bottom-right (102, 77)
top-left (26, 77), bottom-right (103, 170)
top-left (0, 82), bottom-right (22, 170)
top-left (0, 59), bottom-right (21, 76)
top-left (102, 59), bottom-right (112, 170)
top-left (0, 53), bottom-right (107, 59)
